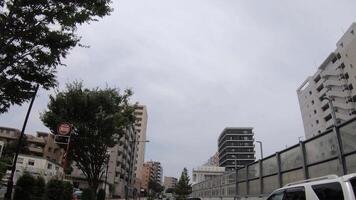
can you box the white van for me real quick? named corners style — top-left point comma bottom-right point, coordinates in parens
top-left (266, 174), bottom-right (356, 200)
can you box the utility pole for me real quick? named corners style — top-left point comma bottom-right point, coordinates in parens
top-left (4, 84), bottom-right (39, 200)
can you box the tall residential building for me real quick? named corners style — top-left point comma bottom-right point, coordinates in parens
top-left (218, 127), bottom-right (255, 171)
top-left (163, 176), bottom-right (177, 190)
top-left (133, 105), bottom-right (148, 190)
top-left (141, 161), bottom-right (163, 191)
top-left (70, 126), bottom-right (138, 198)
top-left (297, 23), bottom-right (356, 139)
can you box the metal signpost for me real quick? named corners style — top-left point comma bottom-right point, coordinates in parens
top-left (55, 122), bottom-right (72, 173)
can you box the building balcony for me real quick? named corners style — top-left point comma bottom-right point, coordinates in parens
top-left (219, 138), bottom-right (254, 147)
top-left (321, 68), bottom-right (341, 77)
top-left (324, 79), bottom-right (345, 87)
top-left (327, 90), bottom-right (349, 98)
top-left (219, 144), bottom-right (255, 153)
top-left (28, 146), bottom-right (44, 154)
top-left (333, 101), bottom-right (353, 110)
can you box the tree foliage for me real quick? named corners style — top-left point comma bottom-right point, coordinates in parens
top-left (41, 82), bottom-right (136, 194)
top-left (44, 179), bottom-right (73, 200)
top-left (149, 180), bottom-right (164, 195)
top-left (13, 173), bottom-right (45, 200)
top-left (175, 168), bottom-right (192, 200)
top-left (0, 0), bottom-right (112, 113)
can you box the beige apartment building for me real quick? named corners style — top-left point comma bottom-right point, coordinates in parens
top-left (141, 161), bottom-right (163, 191)
top-left (70, 105), bottom-right (148, 198)
top-left (163, 176), bottom-right (177, 190)
top-left (297, 23), bottom-right (356, 138)
top-left (0, 127), bottom-right (64, 163)
top-left (133, 105), bottom-right (148, 191)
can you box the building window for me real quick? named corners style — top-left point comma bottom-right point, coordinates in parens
top-left (28, 160), bottom-right (35, 166)
top-left (314, 110), bottom-right (317, 114)
top-left (316, 120), bottom-right (319, 124)
top-left (312, 100), bottom-right (314, 104)
top-left (47, 163), bottom-right (52, 169)
top-left (17, 158), bottom-right (24, 164)
top-left (309, 91), bottom-right (312, 95)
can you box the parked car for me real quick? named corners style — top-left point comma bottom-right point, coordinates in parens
top-left (72, 189), bottom-right (83, 200)
top-left (266, 173), bottom-right (356, 200)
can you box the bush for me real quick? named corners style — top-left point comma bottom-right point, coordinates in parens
top-left (63, 181), bottom-right (74, 200)
top-left (97, 188), bottom-right (105, 200)
top-left (33, 176), bottom-right (46, 200)
top-left (82, 188), bottom-right (95, 200)
top-left (44, 179), bottom-right (64, 200)
top-left (13, 173), bottom-right (37, 200)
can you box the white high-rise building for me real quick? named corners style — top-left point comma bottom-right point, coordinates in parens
top-left (297, 23), bottom-right (356, 139)
top-left (133, 105), bottom-right (148, 189)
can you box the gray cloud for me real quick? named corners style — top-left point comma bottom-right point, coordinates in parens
top-left (1, 0), bottom-right (356, 178)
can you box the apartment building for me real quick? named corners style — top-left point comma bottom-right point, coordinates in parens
top-left (218, 127), bottom-right (255, 171)
top-left (297, 23), bottom-right (356, 138)
top-left (141, 161), bottom-right (163, 191)
top-left (163, 176), bottom-right (177, 190)
top-left (69, 105), bottom-right (148, 198)
top-left (203, 152), bottom-right (219, 166)
top-left (133, 105), bottom-right (148, 190)
top-left (0, 127), bottom-right (64, 163)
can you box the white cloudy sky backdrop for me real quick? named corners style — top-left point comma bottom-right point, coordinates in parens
top-left (1, 0), bottom-right (356, 178)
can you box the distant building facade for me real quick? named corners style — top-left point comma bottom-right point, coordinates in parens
top-left (297, 23), bottom-right (356, 139)
top-left (141, 161), bottom-right (163, 191)
top-left (14, 154), bottom-right (64, 183)
top-left (69, 105), bottom-right (149, 198)
top-left (203, 152), bottom-right (219, 166)
top-left (163, 176), bottom-right (177, 190)
top-left (133, 105), bottom-right (148, 191)
top-left (218, 127), bottom-right (255, 171)
top-left (0, 127), bottom-right (64, 163)
top-left (192, 166), bottom-right (225, 184)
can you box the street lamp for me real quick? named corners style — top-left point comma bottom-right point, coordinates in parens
top-left (321, 96), bottom-right (338, 127)
top-left (255, 141), bottom-right (263, 160)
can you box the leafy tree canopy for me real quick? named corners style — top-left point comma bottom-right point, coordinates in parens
top-left (175, 168), bottom-right (192, 200)
top-left (0, 0), bottom-right (112, 113)
top-left (41, 82), bottom-right (136, 193)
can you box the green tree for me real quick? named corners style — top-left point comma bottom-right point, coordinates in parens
top-left (82, 188), bottom-right (95, 200)
top-left (165, 188), bottom-right (175, 194)
top-left (0, 0), bottom-right (113, 114)
top-left (13, 173), bottom-right (37, 200)
top-left (41, 82), bottom-right (136, 194)
top-left (44, 179), bottom-right (64, 200)
top-left (33, 176), bottom-right (46, 200)
top-left (63, 181), bottom-right (74, 200)
top-left (175, 168), bottom-right (192, 200)
top-left (97, 188), bottom-right (105, 200)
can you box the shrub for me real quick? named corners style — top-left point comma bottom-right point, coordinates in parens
top-left (13, 173), bottom-right (36, 200)
top-left (63, 181), bottom-right (74, 200)
top-left (33, 176), bottom-right (46, 200)
top-left (82, 188), bottom-right (95, 200)
top-left (97, 188), bottom-right (105, 200)
top-left (44, 179), bottom-right (64, 200)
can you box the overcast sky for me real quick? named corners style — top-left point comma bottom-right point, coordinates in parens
top-left (1, 0), bottom-right (356, 179)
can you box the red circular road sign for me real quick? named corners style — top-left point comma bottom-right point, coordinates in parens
top-left (57, 122), bottom-right (72, 135)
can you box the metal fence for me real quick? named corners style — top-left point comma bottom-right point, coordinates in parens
top-left (192, 117), bottom-right (356, 198)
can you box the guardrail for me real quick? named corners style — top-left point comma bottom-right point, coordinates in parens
top-left (192, 117), bottom-right (356, 198)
